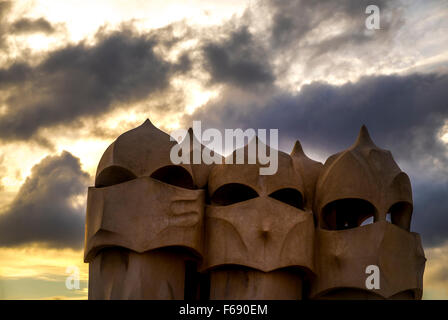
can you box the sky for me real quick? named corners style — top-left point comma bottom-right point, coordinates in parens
top-left (0, 0), bottom-right (447, 299)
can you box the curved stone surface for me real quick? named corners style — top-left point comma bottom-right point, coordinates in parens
top-left (85, 121), bottom-right (425, 300)
top-left (203, 197), bottom-right (314, 272)
top-left (86, 119), bottom-right (205, 300)
top-left (185, 127), bottom-right (221, 189)
top-left (208, 137), bottom-right (304, 198)
top-left (95, 119), bottom-right (193, 187)
top-left (203, 139), bottom-right (316, 299)
top-left (88, 249), bottom-right (194, 300)
top-left (84, 177), bottom-right (205, 262)
top-left (311, 125), bottom-right (424, 300)
top-left (315, 125), bottom-right (413, 230)
top-left (310, 221), bottom-right (425, 299)
top-left (290, 140), bottom-right (323, 210)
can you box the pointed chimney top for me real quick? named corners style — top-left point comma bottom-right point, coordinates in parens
top-left (187, 127), bottom-right (203, 150)
top-left (140, 118), bottom-right (159, 131)
top-left (352, 125), bottom-right (377, 149)
top-left (291, 140), bottom-right (305, 157)
top-left (188, 127), bottom-right (194, 143)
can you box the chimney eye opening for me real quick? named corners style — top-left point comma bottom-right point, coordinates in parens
top-left (95, 166), bottom-right (137, 188)
top-left (386, 201), bottom-right (412, 231)
top-left (269, 188), bottom-right (304, 210)
top-left (151, 165), bottom-right (195, 190)
top-left (321, 198), bottom-right (377, 230)
top-left (211, 183), bottom-right (258, 206)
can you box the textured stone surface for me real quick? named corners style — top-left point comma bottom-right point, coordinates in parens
top-left (84, 120), bottom-right (425, 300)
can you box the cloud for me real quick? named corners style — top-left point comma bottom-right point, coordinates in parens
top-left (0, 154), bottom-right (5, 191)
top-left (190, 73), bottom-right (448, 164)
top-left (10, 17), bottom-right (57, 34)
top-left (0, 151), bottom-right (90, 248)
top-left (0, 1), bottom-right (11, 49)
top-left (239, 0), bottom-right (407, 86)
top-left (413, 182), bottom-right (448, 247)
top-left (0, 0), bottom-right (446, 247)
top-left (267, 0), bottom-right (396, 49)
top-left (422, 241), bottom-right (448, 299)
top-left (202, 26), bottom-right (274, 87)
top-left (185, 72), bottom-right (448, 246)
top-left (0, 2), bottom-right (59, 51)
top-left (185, 0), bottom-right (415, 99)
top-left (0, 0), bottom-right (425, 144)
top-left (0, 26), bottom-right (191, 142)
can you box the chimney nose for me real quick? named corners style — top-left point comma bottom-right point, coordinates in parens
top-left (260, 220), bottom-right (271, 239)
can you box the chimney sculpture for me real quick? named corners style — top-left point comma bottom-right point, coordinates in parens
top-left (203, 138), bottom-right (315, 299)
top-left (311, 126), bottom-right (426, 299)
top-left (84, 120), bottom-right (205, 299)
top-left (84, 121), bottom-right (425, 299)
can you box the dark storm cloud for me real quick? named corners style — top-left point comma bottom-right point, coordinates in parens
top-left (0, 2), bottom-right (57, 48)
top-left (202, 26), bottom-right (274, 87)
top-left (0, 151), bottom-right (90, 248)
top-left (10, 17), bottom-right (56, 34)
top-left (197, 0), bottom-right (404, 90)
top-left (190, 73), bottom-right (448, 161)
top-left (0, 0), bottom-right (408, 142)
top-left (0, 27), bottom-right (191, 141)
top-left (284, 0), bottom-right (407, 83)
top-left (0, 62), bottom-right (31, 84)
top-left (413, 182), bottom-right (448, 247)
top-left (186, 72), bottom-right (448, 246)
top-left (268, 0), bottom-right (395, 49)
